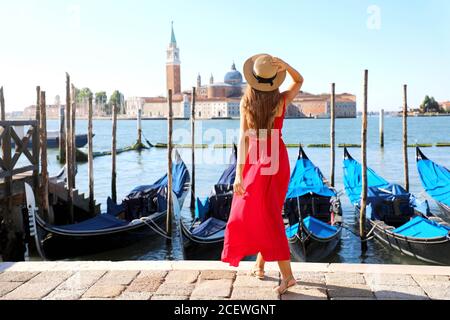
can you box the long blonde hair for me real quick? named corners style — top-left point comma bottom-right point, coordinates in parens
top-left (242, 86), bottom-right (282, 138)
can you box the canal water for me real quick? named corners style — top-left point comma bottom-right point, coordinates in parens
top-left (40, 115), bottom-right (449, 264)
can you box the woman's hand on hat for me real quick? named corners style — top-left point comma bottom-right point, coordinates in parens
top-left (271, 57), bottom-right (287, 72)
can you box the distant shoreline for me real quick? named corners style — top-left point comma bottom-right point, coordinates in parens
top-left (6, 116), bottom-right (358, 121)
top-left (5, 114), bottom-right (449, 121)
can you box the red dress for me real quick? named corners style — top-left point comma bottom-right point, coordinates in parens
top-left (221, 97), bottom-right (291, 267)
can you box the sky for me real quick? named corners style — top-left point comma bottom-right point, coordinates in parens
top-left (0, 0), bottom-right (449, 112)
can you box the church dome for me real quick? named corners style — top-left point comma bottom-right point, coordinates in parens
top-left (224, 62), bottom-right (243, 85)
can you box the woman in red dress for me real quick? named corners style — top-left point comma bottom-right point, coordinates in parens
top-left (221, 54), bottom-right (304, 294)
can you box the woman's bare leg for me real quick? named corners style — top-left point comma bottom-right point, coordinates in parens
top-left (255, 253), bottom-right (265, 270)
top-left (275, 260), bottom-right (296, 293)
top-left (251, 253), bottom-right (265, 278)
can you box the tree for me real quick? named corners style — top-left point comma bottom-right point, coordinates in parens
top-left (109, 90), bottom-right (125, 114)
top-left (420, 95), bottom-right (440, 113)
top-left (95, 91), bottom-right (107, 105)
top-left (95, 91), bottom-right (108, 115)
top-left (77, 87), bottom-right (93, 103)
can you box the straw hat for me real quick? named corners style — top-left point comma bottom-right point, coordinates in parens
top-left (243, 54), bottom-right (287, 92)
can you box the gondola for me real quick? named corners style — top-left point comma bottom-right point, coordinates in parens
top-left (284, 146), bottom-right (343, 262)
top-left (7, 130), bottom-right (89, 149)
top-left (180, 144), bottom-right (237, 259)
top-left (25, 150), bottom-right (190, 260)
top-left (416, 147), bottom-right (450, 217)
top-left (46, 131), bottom-right (89, 148)
top-left (343, 148), bottom-right (450, 265)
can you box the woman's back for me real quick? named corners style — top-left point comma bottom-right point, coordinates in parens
top-left (273, 95), bottom-right (286, 132)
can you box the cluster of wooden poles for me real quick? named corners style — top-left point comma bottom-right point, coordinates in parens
top-left (30, 74), bottom-right (98, 224)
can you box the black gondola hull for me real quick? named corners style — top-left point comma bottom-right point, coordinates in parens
top-left (37, 183), bottom-right (189, 260)
top-left (288, 225), bottom-right (342, 262)
top-left (39, 212), bottom-right (167, 260)
top-left (368, 219), bottom-right (450, 266)
top-left (180, 222), bottom-right (225, 260)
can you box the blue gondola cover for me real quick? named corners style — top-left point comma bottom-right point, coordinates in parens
top-left (286, 216), bottom-right (338, 239)
top-left (366, 184), bottom-right (430, 220)
top-left (124, 160), bottom-right (189, 218)
top-left (106, 197), bottom-right (125, 216)
top-left (191, 218), bottom-right (227, 238)
top-left (343, 153), bottom-right (390, 205)
top-left (393, 216), bottom-right (450, 239)
top-left (195, 197), bottom-right (209, 221)
top-left (54, 214), bottom-right (128, 232)
top-left (417, 154), bottom-right (450, 207)
top-left (217, 146), bottom-right (237, 185)
top-left (286, 154), bottom-right (336, 200)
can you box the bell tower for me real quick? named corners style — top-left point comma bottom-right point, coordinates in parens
top-left (166, 22), bottom-right (181, 95)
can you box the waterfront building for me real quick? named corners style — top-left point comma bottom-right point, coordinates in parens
top-left (23, 95), bottom-right (64, 119)
top-left (439, 101), bottom-right (450, 112)
top-left (194, 97), bottom-right (241, 119)
top-left (289, 92), bottom-right (357, 118)
top-left (23, 104), bottom-right (61, 119)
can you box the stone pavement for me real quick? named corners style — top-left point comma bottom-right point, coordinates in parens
top-left (0, 261), bottom-right (449, 300)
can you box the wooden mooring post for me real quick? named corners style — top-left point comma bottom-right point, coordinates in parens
top-left (403, 85), bottom-right (409, 192)
top-left (330, 83), bottom-right (336, 188)
top-left (137, 104), bottom-right (142, 146)
top-left (111, 103), bottom-right (117, 204)
top-left (35, 86), bottom-right (41, 127)
top-left (360, 70), bottom-right (368, 251)
top-left (190, 87), bottom-right (196, 210)
top-left (59, 101), bottom-right (65, 163)
top-left (379, 109), bottom-right (384, 148)
top-left (0, 87), bottom-right (11, 218)
top-left (0, 86), bottom-right (5, 121)
top-left (71, 84), bottom-right (77, 188)
top-left (65, 73), bottom-right (74, 222)
top-left (39, 91), bottom-right (51, 222)
top-left (88, 95), bottom-right (94, 214)
top-left (166, 89), bottom-right (174, 237)
top-left (33, 87), bottom-right (41, 207)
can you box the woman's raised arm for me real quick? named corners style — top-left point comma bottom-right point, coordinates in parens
top-left (272, 57), bottom-right (304, 105)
